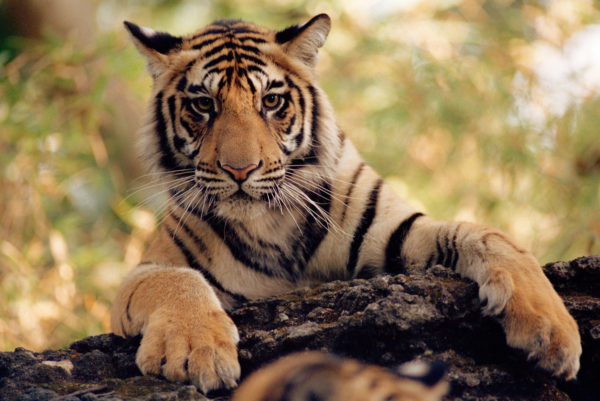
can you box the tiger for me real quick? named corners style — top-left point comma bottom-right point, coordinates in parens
top-left (111, 13), bottom-right (582, 394)
top-left (230, 351), bottom-right (448, 401)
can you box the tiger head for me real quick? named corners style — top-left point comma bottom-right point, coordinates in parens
top-left (126, 15), bottom-right (341, 221)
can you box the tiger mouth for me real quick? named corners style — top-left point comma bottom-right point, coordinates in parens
top-left (230, 190), bottom-right (255, 202)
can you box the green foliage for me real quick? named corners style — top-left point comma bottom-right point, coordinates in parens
top-left (1, 0), bottom-right (599, 350)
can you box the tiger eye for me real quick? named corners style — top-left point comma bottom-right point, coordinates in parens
top-left (192, 96), bottom-right (214, 113)
top-left (262, 94), bottom-right (281, 109)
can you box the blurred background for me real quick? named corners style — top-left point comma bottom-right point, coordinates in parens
top-left (1, 0), bottom-right (599, 352)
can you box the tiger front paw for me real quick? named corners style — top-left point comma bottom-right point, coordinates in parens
top-left (502, 289), bottom-right (581, 380)
top-left (481, 265), bottom-right (582, 380)
top-left (135, 307), bottom-right (241, 393)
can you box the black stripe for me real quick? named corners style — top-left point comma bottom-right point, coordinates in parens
top-left (238, 44), bottom-right (260, 54)
top-left (346, 179), bottom-right (383, 276)
top-left (294, 90), bottom-right (305, 147)
top-left (203, 42), bottom-right (261, 59)
top-left (203, 53), bottom-right (234, 69)
top-left (284, 76), bottom-right (305, 153)
top-left (282, 114), bottom-right (296, 137)
top-left (384, 212), bottom-right (425, 273)
top-left (237, 53), bottom-right (266, 66)
top-left (275, 97), bottom-right (290, 120)
top-left (179, 115), bottom-right (196, 132)
top-left (235, 223), bottom-right (289, 258)
top-left (171, 212), bottom-right (210, 259)
top-left (247, 65), bottom-right (267, 77)
top-left (267, 80), bottom-right (285, 91)
top-left (232, 26), bottom-right (261, 34)
top-left (255, 176), bottom-right (283, 183)
top-left (279, 142), bottom-right (293, 156)
top-left (167, 95), bottom-right (178, 132)
top-left (187, 84), bottom-right (205, 94)
top-left (340, 162), bottom-right (365, 223)
top-left (191, 28), bottom-right (228, 39)
top-left (236, 36), bottom-right (266, 43)
top-left (225, 66), bottom-right (234, 82)
top-left (435, 232), bottom-right (445, 266)
top-left (198, 177), bottom-right (225, 183)
top-left (303, 85), bottom-right (320, 164)
top-left (191, 37), bottom-right (217, 50)
top-left (201, 212), bottom-right (297, 280)
top-left (203, 42), bottom-right (233, 58)
top-left (295, 180), bottom-right (333, 270)
top-left (424, 253), bottom-right (435, 269)
top-left (176, 76), bottom-right (187, 92)
top-left (188, 148), bottom-right (199, 159)
top-left (196, 166), bottom-right (217, 174)
top-left (442, 233), bottom-right (453, 267)
top-left (449, 225), bottom-right (460, 269)
top-left (165, 225), bottom-right (247, 303)
top-left (242, 69), bottom-right (256, 93)
top-left (184, 59), bottom-right (197, 73)
top-left (219, 70), bottom-right (230, 92)
top-left (167, 95), bottom-right (186, 153)
top-left (155, 92), bottom-right (184, 171)
top-left (205, 67), bottom-right (222, 77)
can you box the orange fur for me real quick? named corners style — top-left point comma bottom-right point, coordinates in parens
top-left (111, 14), bottom-right (581, 394)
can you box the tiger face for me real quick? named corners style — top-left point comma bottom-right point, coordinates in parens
top-left (127, 15), bottom-right (338, 221)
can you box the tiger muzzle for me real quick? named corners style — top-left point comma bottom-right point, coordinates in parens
top-left (218, 161), bottom-right (261, 183)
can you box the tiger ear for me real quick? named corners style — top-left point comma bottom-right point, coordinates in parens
top-left (123, 21), bottom-right (182, 79)
top-left (275, 14), bottom-right (331, 69)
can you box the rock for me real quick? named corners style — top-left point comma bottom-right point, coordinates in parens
top-left (0, 256), bottom-right (599, 400)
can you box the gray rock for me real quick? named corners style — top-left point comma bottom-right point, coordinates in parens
top-left (0, 257), bottom-right (598, 400)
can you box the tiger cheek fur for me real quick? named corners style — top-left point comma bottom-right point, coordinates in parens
top-left (112, 13), bottom-right (581, 394)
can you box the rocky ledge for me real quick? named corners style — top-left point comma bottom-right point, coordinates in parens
top-left (1, 256), bottom-right (599, 401)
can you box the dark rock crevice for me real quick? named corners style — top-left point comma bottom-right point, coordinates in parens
top-left (1, 256), bottom-right (599, 401)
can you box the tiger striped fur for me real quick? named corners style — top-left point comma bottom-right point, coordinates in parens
top-left (111, 14), bottom-right (581, 393)
top-left (231, 352), bottom-right (448, 401)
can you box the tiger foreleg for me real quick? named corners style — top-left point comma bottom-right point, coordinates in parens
top-left (110, 264), bottom-right (240, 392)
top-left (402, 217), bottom-right (581, 380)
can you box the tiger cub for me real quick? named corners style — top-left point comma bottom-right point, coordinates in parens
top-left (111, 14), bottom-right (581, 393)
top-left (231, 352), bottom-right (448, 401)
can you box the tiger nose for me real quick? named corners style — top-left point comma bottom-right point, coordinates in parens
top-left (219, 162), bottom-right (260, 182)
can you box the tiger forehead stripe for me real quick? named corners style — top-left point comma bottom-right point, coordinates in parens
top-left (267, 80), bottom-right (285, 90)
top-left (202, 42), bottom-right (261, 59)
top-left (201, 52), bottom-right (267, 70)
top-left (187, 20), bottom-right (269, 49)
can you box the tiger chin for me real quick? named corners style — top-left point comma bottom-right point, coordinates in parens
top-left (111, 13), bottom-right (582, 394)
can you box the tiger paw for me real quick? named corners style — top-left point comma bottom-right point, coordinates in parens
top-left (500, 286), bottom-right (581, 380)
top-left (135, 307), bottom-right (240, 393)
